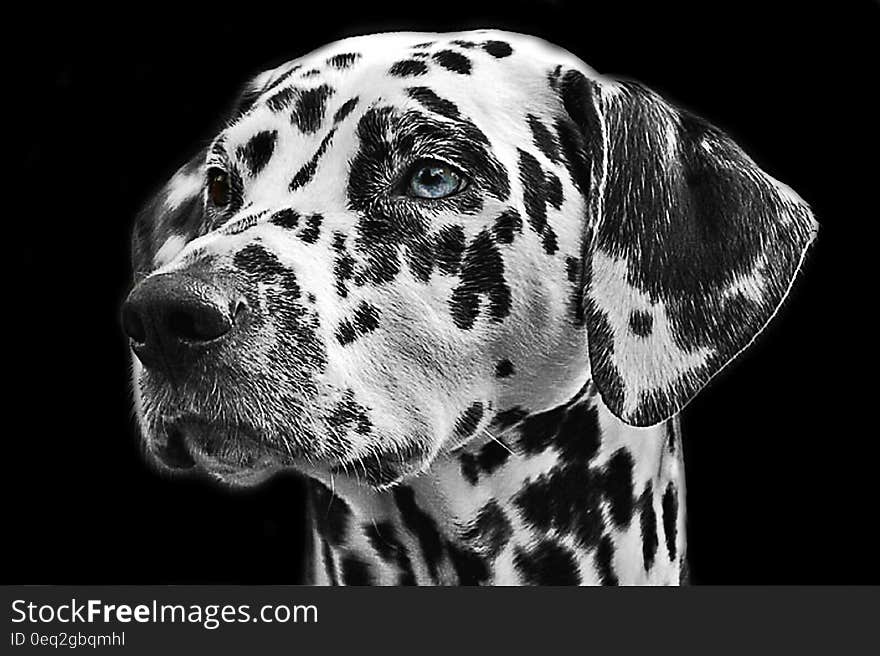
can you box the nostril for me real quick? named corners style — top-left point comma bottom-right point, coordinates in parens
top-left (121, 304), bottom-right (147, 344)
top-left (165, 304), bottom-right (232, 343)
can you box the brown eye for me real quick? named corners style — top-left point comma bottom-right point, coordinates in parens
top-left (207, 168), bottom-right (231, 207)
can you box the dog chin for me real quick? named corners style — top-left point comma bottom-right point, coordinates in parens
top-left (146, 416), bottom-right (296, 487)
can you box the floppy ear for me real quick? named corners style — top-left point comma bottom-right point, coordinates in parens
top-left (130, 66), bottom-right (290, 280)
top-left (560, 70), bottom-right (818, 427)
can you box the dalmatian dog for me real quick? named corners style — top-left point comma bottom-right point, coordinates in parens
top-left (122, 30), bottom-right (817, 585)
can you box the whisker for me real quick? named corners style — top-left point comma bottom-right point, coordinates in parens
top-left (481, 427), bottom-right (515, 455)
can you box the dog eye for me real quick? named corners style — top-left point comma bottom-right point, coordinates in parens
top-left (207, 168), bottom-right (231, 207)
top-left (406, 160), bottom-right (465, 199)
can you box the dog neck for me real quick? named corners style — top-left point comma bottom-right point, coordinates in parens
top-left (305, 383), bottom-right (687, 585)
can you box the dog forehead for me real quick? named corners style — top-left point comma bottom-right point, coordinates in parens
top-left (221, 30), bottom-right (591, 150)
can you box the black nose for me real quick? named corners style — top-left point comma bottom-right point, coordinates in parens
top-left (121, 273), bottom-right (237, 372)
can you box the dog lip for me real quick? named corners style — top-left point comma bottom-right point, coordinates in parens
top-left (152, 415), bottom-right (294, 476)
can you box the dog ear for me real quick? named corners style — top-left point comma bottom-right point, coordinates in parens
top-left (130, 151), bottom-right (207, 281)
top-left (130, 66), bottom-right (289, 280)
top-left (559, 70), bottom-right (818, 427)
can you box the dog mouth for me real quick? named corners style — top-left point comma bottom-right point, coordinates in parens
top-left (150, 417), bottom-right (294, 485)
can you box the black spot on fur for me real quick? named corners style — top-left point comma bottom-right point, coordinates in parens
top-left (515, 464), bottom-right (605, 549)
top-left (327, 52), bottom-right (361, 69)
top-left (289, 128), bottom-right (337, 191)
top-left (299, 213), bottom-right (323, 243)
top-left (662, 484), bottom-right (679, 561)
top-left (640, 483), bottom-right (658, 572)
top-left (554, 400), bottom-right (602, 465)
top-left (435, 224), bottom-right (466, 274)
top-left (365, 522), bottom-right (416, 585)
top-left (450, 39), bottom-right (477, 49)
top-left (483, 40), bottom-right (513, 58)
top-left (604, 448), bottom-right (635, 528)
top-left (454, 402), bottom-right (484, 439)
top-left (237, 130), bottom-right (276, 176)
top-left (449, 231), bottom-right (511, 329)
top-left (479, 439), bottom-right (511, 474)
top-left (492, 209), bottom-right (523, 245)
top-left (333, 97), bottom-right (359, 123)
top-left (266, 86), bottom-right (297, 112)
top-left (394, 486), bottom-right (444, 582)
top-left (460, 453), bottom-right (479, 485)
top-left (329, 391), bottom-right (372, 438)
top-left (491, 407), bottom-right (528, 432)
top-left (528, 115), bottom-right (561, 163)
top-left (495, 359), bottom-right (514, 378)
top-left (446, 543), bottom-right (489, 585)
top-left (629, 310), bottom-right (654, 337)
top-left (433, 50), bottom-right (472, 74)
top-left (310, 480), bottom-right (351, 546)
top-left (301, 68), bottom-right (321, 78)
top-left (518, 149), bottom-right (559, 255)
top-left (546, 171), bottom-right (564, 209)
top-left (406, 86), bottom-right (461, 120)
top-left (335, 301), bottom-right (380, 345)
top-left (332, 232), bottom-right (355, 298)
top-left (231, 243), bottom-right (324, 359)
top-left (462, 500), bottom-right (512, 559)
top-left (340, 554), bottom-right (373, 585)
top-left (518, 404), bottom-right (565, 455)
top-left (514, 540), bottom-right (581, 585)
top-left (233, 244), bottom-right (299, 295)
top-left (595, 535), bottom-right (619, 585)
top-left (389, 60), bottom-right (428, 77)
top-left (565, 256), bottom-right (586, 326)
top-left (292, 84), bottom-right (334, 134)
top-left (459, 434), bottom-right (511, 486)
top-left (270, 208), bottom-right (300, 230)
top-left (262, 64), bottom-right (302, 95)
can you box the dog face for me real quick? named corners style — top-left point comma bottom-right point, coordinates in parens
top-left (123, 30), bottom-right (816, 488)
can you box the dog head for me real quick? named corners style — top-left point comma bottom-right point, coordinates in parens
top-left (123, 30), bottom-right (816, 487)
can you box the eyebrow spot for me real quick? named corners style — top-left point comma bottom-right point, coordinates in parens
top-left (292, 84), bottom-right (335, 134)
top-left (389, 60), bottom-right (429, 77)
top-left (326, 52), bottom-right (361, 69)
top-left (483, 41), bottom-right (513, 58)
top-left (236, 130), bottom-right (277, 176)
top-left (433, 50), bottom-right (472, 75)
top-left (266, 87), bottom-right (297, 112)
top-left (333, 97), bottom-right (360, 123)
top-left (406, 87), bottom-right (461, 120)
top-left (289, 127), bottom-right (337, 191)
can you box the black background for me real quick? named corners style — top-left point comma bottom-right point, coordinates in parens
top-left (10, 1), bottom-right (877, 584)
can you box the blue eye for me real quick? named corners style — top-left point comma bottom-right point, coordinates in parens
top-left (407, 160), bottom-right (465, 199)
